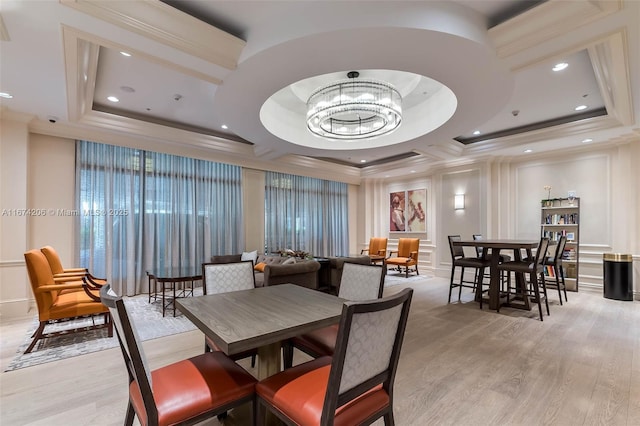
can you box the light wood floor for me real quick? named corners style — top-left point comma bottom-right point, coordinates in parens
top-left (1, 277), bottom-right (638, 426)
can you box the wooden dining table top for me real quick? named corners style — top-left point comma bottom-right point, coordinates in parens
top-left (452, 239), bottom-right (539, 249)
top-left (175, 284), bottom-right (345, 356)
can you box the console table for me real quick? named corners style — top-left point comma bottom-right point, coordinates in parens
top-left (147, 266), bottom-right (201, 317)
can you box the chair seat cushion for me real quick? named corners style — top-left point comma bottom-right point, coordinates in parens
top-left (292, 324), bottom-right (339, 357)
top-left (130, 352), bottom-right (256, 426)
top-left (256, 356), bottom-right (390, 426)
top-left (386, 257), bottom-right (416, 266)
top-left (497, 261), bottom-right (541, 273)
top-left (454, 258), bottom-right (490, 268)
top-left (49, 290), bottom-right (109, 319)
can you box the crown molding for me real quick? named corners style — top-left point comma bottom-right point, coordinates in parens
top-left (489, 0), bottom-right (621, 59)
top-left (60, 0), bottom-right (245, 70)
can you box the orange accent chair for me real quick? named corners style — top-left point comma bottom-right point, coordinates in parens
top-left (40, 245), bottom-right (106, 286)
top-left (100, 284), bottom-right (257, 426)
top-left (386, 238), bottom-right (420, 277)
top-left (256, 288), bottom-right (413, 426)
top-left (23, 249), bottom-right (112, 353)
top-left (361, 237), bottom-right (388, 265)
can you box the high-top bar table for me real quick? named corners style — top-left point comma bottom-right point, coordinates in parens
top-left (176, 284), bottom-right (345, 379)
top-left (452, 239), bottom-right (538, 310)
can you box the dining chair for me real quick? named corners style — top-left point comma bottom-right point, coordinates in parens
top-left (202, 261), bottom-right (257, 367)
top-left (544, 235), bottom-right (568, 305)
top-left (256, 288), bottom-right (413, 426)
top-left (40, 245), bottom-right (107, 286)
top-left (497, 237), bottom-right (551, 321)
top-left (100, 284), bottom-right (257, 426)
top-left (283, 262), bottom-right (385, 368)
top-left (23, 249), bottom-right (112, 354)
top-left (386, 238), bottom-right (420, 277)
top-left (447, 235), bottom-right (491, 305)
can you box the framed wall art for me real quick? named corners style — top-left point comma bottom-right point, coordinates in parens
top-left (407, 189), bottom-right (426, 232)
top-left (389, 191), bottom-right (406, 232)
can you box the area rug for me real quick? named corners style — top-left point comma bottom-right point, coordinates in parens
top-left (5, 291), bottom-right (200, 372)
top-left (384, 272), bottom-right (432, 287)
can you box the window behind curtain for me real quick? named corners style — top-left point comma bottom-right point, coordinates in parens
top-left (264, 172), bottom-right (348, 257)
top-left (76, 141), bottom-right (243, 295)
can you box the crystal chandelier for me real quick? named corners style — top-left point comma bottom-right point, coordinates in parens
top-left (306, 71), bottom-right (402, 140)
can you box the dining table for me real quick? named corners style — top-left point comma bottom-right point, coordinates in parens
top-left (452, 239), bottom-right (539, 310)
top-left (175, 283), bottom-right (345, 380)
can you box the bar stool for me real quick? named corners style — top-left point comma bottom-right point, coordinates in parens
top-left (497, 237), bottom-right (551, 321)
top-left (447, 235), bottom-right (490, 305)
top-left (544, 235), bottom-right (568, 305)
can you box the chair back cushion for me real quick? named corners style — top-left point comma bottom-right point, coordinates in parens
top-left (554, 236), bottom-right (568, 262)
top-left (24, 250), bottom-right (59, 318)
top-left (324, 288), bottom-right (413, 422)
top-left (100, 285), bottom-right (153, 388)
top-left (40, 245), bottom-right (65, 275)
top-left (368, 238), bottom-right (388, 256)
top-left (202, 261), bottom-right (255, 295)
top-left (535, 238), bottom-right (551, 267)
top-left (338, 263), bottom-right (384, 301)
top-left (397, 238), bottom-right (419, 258)
top-left (447, 235), bottom-right (465, 259)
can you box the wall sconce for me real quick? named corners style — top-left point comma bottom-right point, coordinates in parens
top-left (454, 194), bottom-right (465, 210)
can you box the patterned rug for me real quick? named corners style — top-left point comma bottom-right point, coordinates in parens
top-left (5, 291), bottom-right (200, 372)
top-left (384, 272), bottom-right (432, 287)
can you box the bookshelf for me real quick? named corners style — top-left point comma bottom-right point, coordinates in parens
top-left (541, 197), bottom-right (580, 291)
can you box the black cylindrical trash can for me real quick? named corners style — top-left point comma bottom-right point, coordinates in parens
top-left (603, 253), bottom-right (633, 301)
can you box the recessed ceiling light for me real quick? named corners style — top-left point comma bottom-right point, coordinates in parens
top-left (582, 138), bottom-right (593, 143)
top-left (0, 92), bottom-right (13, 99)
top-left (524, 149), bottom-right (533, 153)
top-left (472, 130), bottom-right (481, 135)
top-left (410, 170), bottom-right (416, 173)
top-left (360, 159), bottom-right (367, 163)
top-left (107, 96), bottom-right (119, 102)
top-left (120, 51), bottom-right (131, 57)
top-left (221, 124), bottom-right (228, 129)
top-left (575, 105), bottom-right (587, 111)
top-left (552, 62), bottom-right (568, 72)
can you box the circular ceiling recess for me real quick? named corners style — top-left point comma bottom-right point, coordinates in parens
top-left (260, 69), bottom-right (457, 150)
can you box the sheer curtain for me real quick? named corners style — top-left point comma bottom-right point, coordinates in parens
top-left (264, 172), bottom-right (348, 257)
top-left (76, 141), bottom-right (243, 295)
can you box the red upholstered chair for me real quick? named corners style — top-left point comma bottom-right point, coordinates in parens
top-left (283, 262), bottom-right (385, 368)
top-left (386, 238), bottom-right (420, 277)
top-left (257, 288), bottom-right (413, 426)
top-left (41, 245), bottom-right (106, 286)
top-left (23, 249), bottom-right (112, 353)
top-left (100, 284), bottom-right (257, 426)
top-left (202, 261), bottom-right (257, 367)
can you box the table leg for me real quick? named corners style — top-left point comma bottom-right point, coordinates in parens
top-left (488, 248), bottom-right (501, 310)
top-left (257, 342), bottom-right (282, 380)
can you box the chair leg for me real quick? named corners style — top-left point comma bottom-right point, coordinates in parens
top-left (458, 267), bottom-right (465, 301)
top-left (560, 265), bottom-right (568, 302)
top-left (530, 272), bottom-right (543, 321)
top-left (251, 354), bottom-right (256, 368)
top-left (384, 409), bottom-right (395, 426)
top-left (125, 401), bottom-right (135, 426)
top-left (448, 266), bottom-right (456, 304)
top-left (553, 265), bottom-right (563, 305)
top-left (282, 340), bottom-right (294, 369)
top-left (541, 272), bottom-right (550, 316)
top-left (24, 322), bottom-right (46, 354)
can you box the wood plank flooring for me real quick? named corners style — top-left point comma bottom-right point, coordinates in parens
top-left (1, 277), bottom-right (638, 425)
